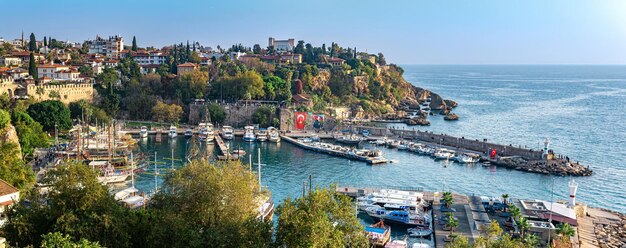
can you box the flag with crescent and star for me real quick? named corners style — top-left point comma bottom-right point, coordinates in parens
top-left (295, 112), bottom-right (306, 129)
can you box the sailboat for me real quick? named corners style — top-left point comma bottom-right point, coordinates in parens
top-left (114, 152), bottom-right (145, 209)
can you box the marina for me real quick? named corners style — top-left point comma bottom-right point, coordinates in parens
top-left (280, 135), bottom-right (389, 164)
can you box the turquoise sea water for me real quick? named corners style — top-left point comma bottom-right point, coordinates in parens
top-left (126, 65), bottom-right (626, 213)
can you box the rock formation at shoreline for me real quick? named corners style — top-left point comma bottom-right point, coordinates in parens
top-left (444, 113), bottom-right (459, 121)
top-left (494, 157), bottom-right (593, 176)
top-left (593, 210), bottom-right (626, 248)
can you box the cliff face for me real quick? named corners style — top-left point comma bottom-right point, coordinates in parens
top-left (1, 124), bottom-right (23, 159)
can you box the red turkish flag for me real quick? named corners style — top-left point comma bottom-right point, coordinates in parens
top-left (295, 112), bottom-right (306, 130)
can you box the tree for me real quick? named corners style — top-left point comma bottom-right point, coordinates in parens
top-left (11, 111), bottom-right (48, 156)
top-left (518, 217), bottom-right (530, 237)
top-left (252, 106), bottom-right (273, 128)
top-left (41, 232), bottom-right (103, 248)
top-left (147, 159), bottom-right (272, 247)
top-left (377, 52), bottom-right (386, 65)
top-left (442, 191), bottom-right (454, 208)
top-left (4, 161), bottom-right (134, 247)
top-left (152, 101), bottom-right (183, 123)
top-left (27, 100), bottom-right (72, 132)
top-left (275, 186), bottom-right (369, 247)
top-left (509, 204), bottom-right (521, 221)
top-left (446, 213), bottom-right (459, 235)
top-left (253, 44), bottom-right (261, 54)
top-left (556, 223), bottom-right (575, 239)
top-left (207, 103), bottom-right (226, 124)
top-left (28, 52), bottom-right (38, 79)
top-left (294, 40), bottom-right (305, 54)
top-left (502, 194), bottom-right (509, 212)
top-left (0, 109), bottom-right (9, 129)
top-left (29, 33), bottom-right (37, 52)
top-left (0, 141), bottom-right (34, 190)
top-left (131, 36), bottom-right (138, 51)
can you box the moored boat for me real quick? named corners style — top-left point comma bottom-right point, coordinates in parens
top-left (243, 126), bottom-right (256, 142)
top-left (139, 126), bottom-right (148, 138)
top-left (407, 226), bottom-right (432, 237)
top-left (184, 128), bottom-right (193, 137)
top-left (221, 125), bottom-right (234, 140)
top-left (366, 220), bottom-right (391, 247)
top-left (168, 125), bottom-right (177, 137)
top-left (433, 148), bottom-right (455, 160)
top-left (256, 129), bottom-right (268, 142)
top-left (454, 152), bottom-right (481, 163)
top-left (268, 127), bottom-right (280, 143)
top-left (335, 135), bottom-right (362, 145)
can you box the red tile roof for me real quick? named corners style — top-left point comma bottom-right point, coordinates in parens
top-left (0, 179), bottom-right (19, 196)
top-left (177, 62), bottom-right (197, 67)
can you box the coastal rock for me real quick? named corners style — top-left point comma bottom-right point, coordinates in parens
top-left (444, 113), bottom-right (460, 121)
top-left (444, 99), bottom-right (458, 108)
top-left (440, 109), bottom-right (451, 115)
top-left (405, 117), bottom-right (430, 126)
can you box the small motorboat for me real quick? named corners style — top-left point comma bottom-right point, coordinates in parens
top-left (232, 149), bottom-right (246, 156)
top-left (139, 126), bottom-right (148, 138)
top-left (243, 126), bottom-right (256, 142)
top-left (256, 129), bottom-right (268, 142)
top-left (407, 227), bottom-right (432, 237)
top-left (168, 125), bottom-right (177, 137)
top-left (221, 126), bottom-right (234, 140)
top-left (184, 128), bottom-right (193, 137)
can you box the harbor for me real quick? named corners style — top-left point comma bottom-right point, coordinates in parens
top-left (280, 135), bottom-right (389, 164)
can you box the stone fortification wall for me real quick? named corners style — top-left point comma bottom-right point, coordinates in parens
top-left (26, 83), bottom-right (94, 104)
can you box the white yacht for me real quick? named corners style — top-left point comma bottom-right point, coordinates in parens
top-left (433, 148), bottom-right (455, 160)
top-left (184, 128), bottom-right (193, 137)
top-left (243, 126), bottom-right (256, 142)
top-left (268, 127), bottom-right (280, 143)
top-left (139, 126), bottom-right (148, 138)
top-left (454, 152), bottom-right (481, 163)
top-left (221, 126), bottom-right (234, 140)
top-left (168, 125), bottom-right (177, 137)
top-left (205, 123), bottom-right (215, 143)
top-left (256, 129), bottom-right (268, 142)
top-left (198, 123), bottom-right (208, 142)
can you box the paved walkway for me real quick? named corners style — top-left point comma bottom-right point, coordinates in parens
top-left (433, 194), bottom-right (472, 248)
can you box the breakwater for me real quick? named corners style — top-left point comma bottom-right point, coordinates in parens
top-left (352, 126), bottom-right (592, 176)
top-left (280, 135), bottom-right (388, 164)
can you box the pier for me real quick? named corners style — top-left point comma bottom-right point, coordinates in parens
top-left (214, 134), bottom-right (237, 161)
top-left (280, 135), bottom-right (388, 164)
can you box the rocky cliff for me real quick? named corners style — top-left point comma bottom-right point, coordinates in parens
top-left (1, 124), bottom-right (23, 159)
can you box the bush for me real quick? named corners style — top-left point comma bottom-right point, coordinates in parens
top-left (0, 109), bottom-right (10, 130)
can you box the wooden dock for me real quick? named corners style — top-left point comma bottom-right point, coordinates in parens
top-left (214, 134), bottom-right (237, 161)
top-left (280, 136), bottom-right (388, 165)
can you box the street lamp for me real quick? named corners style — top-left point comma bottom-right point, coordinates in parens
top-left (55, 123), bottom-right (58, 146)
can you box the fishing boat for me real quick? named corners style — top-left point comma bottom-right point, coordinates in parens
top-left (92, 161), bottom-right (130, 185)
top-left (407, 227), bottom-right (432, 237)
top-left (243, 126), bottom-right (256, 142)
top-left (139, 126), bottom-right (148, 138)
top-left (184, 128), bottom-right (193, 137)
top-left (256, 129), bottom-right (268, 142)
top-left (366, 220), bottom-right (391, 247)
top-left (268, 127), bottom-right (280, 143)
top-left (454, 152), bottom-right (481, 163)
top-left (168, 125), bottom-right (177, 137)
top-left (433, 148), bottom-right (455, 160)
top-left (365, 206), bottom-right (431, 226)
top-left (114, 153), bottom-right (145, 209)
top-left (221, 126), bottom-right (234, 140)
top-left (335, 135), bottom-right (362, 145)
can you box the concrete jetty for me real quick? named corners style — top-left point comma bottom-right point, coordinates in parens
top-left (280, 135), bottom-right (388, 164)
top-left (352, 126), bottom-right (592, 176)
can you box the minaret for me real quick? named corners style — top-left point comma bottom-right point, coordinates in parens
top-left (568, 179), bottom-right (578, 208)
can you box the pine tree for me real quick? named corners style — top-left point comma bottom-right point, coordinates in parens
top-left (48, 37), bottom-right (51, 47)
top-left (28, 52), bottom-right (38, 79)
top-left (29, 33), bottom-right (37, 52)
top-left (321, 44), bottom-right (326, 55)
top-left (131, 36), bottom-right (137, 51)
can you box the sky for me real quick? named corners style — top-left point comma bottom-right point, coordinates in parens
top-left (3, 0), bottom-right (626, 64)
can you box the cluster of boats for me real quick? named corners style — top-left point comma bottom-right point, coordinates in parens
top-left (243, 126), bottom-right (281, 143)
top-left (361, 189), bottom-right (433, 248)
top-left (370, 138), bottom-right (481, 163)
top-left (298, 138), bottom-right (386, 161)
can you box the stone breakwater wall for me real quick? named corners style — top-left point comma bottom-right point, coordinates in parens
top-left (353, 126), bottom-right (592, 176)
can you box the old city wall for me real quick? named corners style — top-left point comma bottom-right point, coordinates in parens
top-left (26, 83), bottom-right (94, 104)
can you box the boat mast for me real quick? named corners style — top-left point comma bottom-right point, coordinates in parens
top-left (130, 151), bottom-right (135, 188)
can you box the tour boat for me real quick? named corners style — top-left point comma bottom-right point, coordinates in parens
top-left (385, 240), bottom-right (408, 248)
top-left (365, 206), bottom-right (431, 227)
top-left (256, 129), bottom-right (268, 142)
top-left (168, 125), bottom-right (177, 137)
top-left (184, 128), bottom-right (193, 137)
top-left (94, 163), bottom-right (130, 185)
top-left (366, 221), bottom-right (391, 247)
top-left (221, 126), bottom-right (234, 140)
top-left (139, 126), bottom-right (148, 138)
top-left (243, 126), bottom-right (256, 142)
top-left (433, 148), bottom-right (455, 160)
top-left (205, 123), bottom-right (215, 143)
top-left (407, 227), bottom-right (432, 237)
top-left (268, 127), bottom-right (280, 143)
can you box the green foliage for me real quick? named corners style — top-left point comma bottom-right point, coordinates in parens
top-left (0, 141), bottom-right (35, 190)
top-left (275, 186), bottom-right (369, 247)
top-left (152, 101), bottom-right (183, 123)
top-left (11, 111), bottom-right (49, 156)
top-left (0, 109), bottom-right (10, 129)
top-left (4, 160), bottom-right (134, 247)
top-left (170, 70), bottom-right (209, 102)
top-left (68, 100), bottom-right (112, 125)
top-left (252, 106), bottom-right (274, 128)
top-left (131, 36), bottom-right (138, 51)
top-left (328, 69), bottom-right (351, 97)
top-left (211, 70), bottom-right (265, 101)
top-left (377, 52), bottom-right (386, 65)
top-left (27, 100), bottom-right (72, 132)
top-left (41, 232), bottom-right (103, 248)
top-left (263, 75), bottom-right (291, 102)
top-left (147, 159), bottom-right (272, 248)
top-left (556, 223), bottom-right (576, 237)
top-left (29, 33), bottom-right (37, 52)
top-left (29, 52), bottom-right (38, 78)
top-left (207, 103), bottom-right (226, 124)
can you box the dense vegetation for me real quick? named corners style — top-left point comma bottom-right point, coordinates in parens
top-left (3, 159), bottom-right (365, 247)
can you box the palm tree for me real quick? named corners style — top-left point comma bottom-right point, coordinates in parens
top-left (446, 213), bottom-right (459, 235)
top-left (556, 223), bottom-right (575, 237)
top-left (501, 194), bottom-right (509, 211)
top-left (442, 191), bottom-right (454, 208)
top-left (523, 233), bottom-right (540, 247)
top-left (509, 205), bottom-right (521, 222)
top-left (518, 217), bottom-right (530, 237)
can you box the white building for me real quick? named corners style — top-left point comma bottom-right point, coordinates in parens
top-left (123, 50), bottom-right (168, 65)
top-left (0, 56), bottom-right (22, 67)
top-left (37, 63), bottom-right (82, 82)
top-left (268, 37), bottom-right (295, 52)
top-left (87, 35), bottom-right (124, 59)
top-left (0, 179), bottom-right (20, 227)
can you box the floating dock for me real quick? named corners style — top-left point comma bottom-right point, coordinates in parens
top-left (214, 134), bottom-right (237, 161)
top-left (280, 135), bottom-right (388, 164)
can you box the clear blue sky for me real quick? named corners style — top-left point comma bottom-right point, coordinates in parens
top-left (4, 0), bottom-right (626, 64)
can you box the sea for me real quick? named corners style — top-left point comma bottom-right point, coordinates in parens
top-left (126, 65), bottom-right (626, 215)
